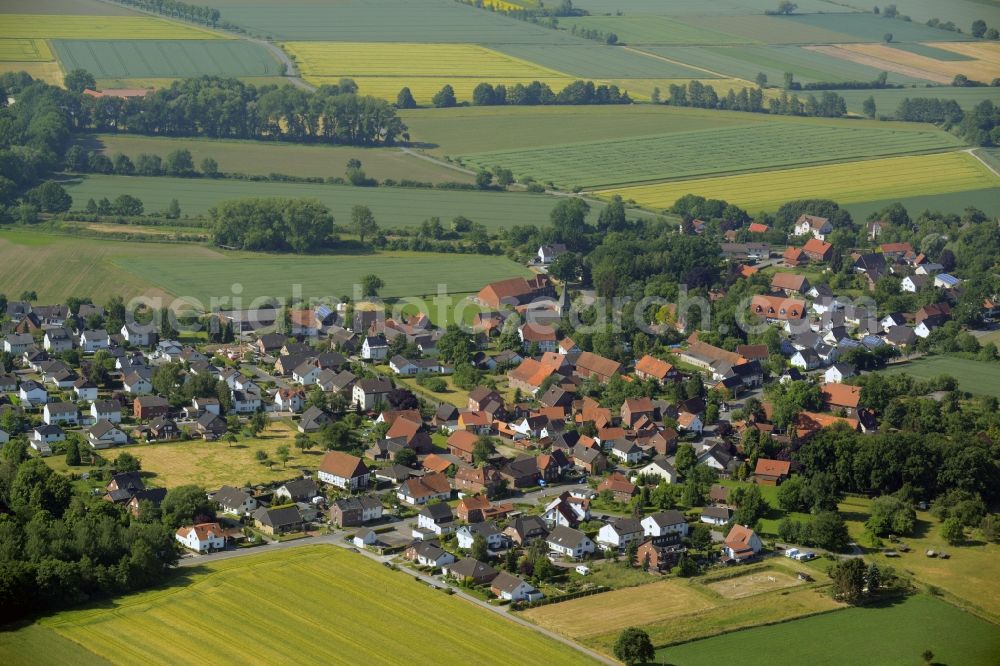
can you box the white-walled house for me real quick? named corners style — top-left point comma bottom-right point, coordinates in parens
top-left (90, 400), bottom-right (122, 424)
top-left (596, 518), bottom-right (644, 551)
top-left (175, 523), bottom-right (226, 553)
top-left (121, 323), bottom-right (153, 347)
top-left (641, 511), bottom-right (689, 539)
top-left (19, 381), bottom-right (48, 406)
top-left (491, 571), bottom-right (542, 602)
top-left (546, 526), bottom-right (595, 558)
top-left (88, 420), bottom-right (128, 449)
top-left (43, 402), bottom-right (78, 425)
top-left (79, 329), bottom-right (110, 353)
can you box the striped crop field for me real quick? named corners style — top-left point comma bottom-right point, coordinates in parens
top-left (459, 123), bottom-right (964, 189)
top-left (52, 40), bottom-right (283, 79)
top-left (0, 38), bottom-right (53, 61)
top-left (0, 15), bottom-right (223, 40)
top-left (600, 151), bottom-right (1000, 213)
top-left (27, 546), bottom-right (589, 665)
top-left (813, 42), bottom-right (1000, 86)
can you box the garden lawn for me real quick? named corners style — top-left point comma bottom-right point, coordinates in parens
top-left (82, 134), bottom-right (474, 184)
top-left (33, 546), bottom-right (590, 664)
top-left (658, 594), bottom-right (1000, 665)
top-left (462, 123), bottom-right (962, 189)
top-left (63, 175), bottom-right (561, 230)
top-left (604, 151), bottom-right (997, 213)
top-left (879, 355), bottom-right (1000, 398)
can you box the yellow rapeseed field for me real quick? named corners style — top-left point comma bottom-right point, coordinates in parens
top-left (0, 15), bottom-right (224, 40)
top-left (287, 41), bottom-right (577, 103)
top-left (38, 546), bottom-right (591, 665)
top-left (0, 38), bottom-right (53, 61)
top-left (601, 151), bottom-right (1000, 212)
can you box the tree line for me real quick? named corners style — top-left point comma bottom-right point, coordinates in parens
top-left (664, 81), bottom-right (847, 118)
top-left (895, 98), bottom-right (999, 146)
top-left (106, 0), bottom-right (221, 27)
top-left (400, 79), bottom-right (631, 109)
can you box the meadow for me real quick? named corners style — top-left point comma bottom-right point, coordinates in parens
top-left (81, 134), bottom-right (474, 184)
top-left (51, 40), bottom-right (283, 79)
top-left (461, 123), bottom-right (963, 189)
top-left (658, 594), bottom-right (1000, 665)
top-left (644, 44), bottom-right (929, 84)
top-left (842, 187), bottom-right (1000, 220)
top-left (880, 355), bottom-right (1000, 398)
top-left (603, 151), bottom-right (998, 213)
top-left (15, 546), bottom-right (590, 665)
top-left (783, 12), bottom-right (974, 43)
top-left (63, 175), bottom-right (561, 229)
top-left (0, 14), bottom-right (222, 40)
top-left (834, 86), bottom-right (1000, 114)
top-left (0, 229), bottom-right (531, 303)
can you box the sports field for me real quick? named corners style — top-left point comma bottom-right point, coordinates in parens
top-left (658, 594), bottom-right (1000, 665)
top-left (0, 14), bottom-right (222, 40)
top-left (84, 134), bottom-right (474, 183)
top-left (63, 175), bottom-right (560, 229)
top-left (52, 40), bottom-right (283, 78)
top-left (603, 151), bottom-right (998, 213)
top-left (0, 229), bottom-right (531, 303)
top-left (461, 123), bottom-right (963, 188)
top-left (0, 38), bottom-right (53, 61)
top-left (9, 546), bottom-right (589, 665)
top-left (880, 355), bottom-right (1000, 398)
top-left (644, 44), bottom-right (929, 84)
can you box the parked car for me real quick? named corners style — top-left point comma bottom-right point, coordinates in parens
top-left (575, 565), bottom-right (590, 576)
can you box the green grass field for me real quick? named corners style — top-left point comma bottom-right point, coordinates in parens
top-left (834, 87), bottom-right (1000, 115)
top-left (783, 12), bottom-right (974, 43)
top-left (556, 15), bottom-right (755, 45)
top-left (209, 0), bottom-right (581, 43)
top-left (889, 42), bottom-right (975, 61)
top-left (63, 175), bottom-right (560, 229)
top-left (402, 104), bottom-right (761, 156)
top-left (51, 39), bottom-right (283, 78)
top-left (491, 43), bottom-right (717, 79)
top-left (643, 45), bottom-right (930, 84)
top-left (80, 134), bottom-right (473, 184)
top-left (658, 594), bottom-right (1000, 665)
top-left (0, 228), bottom-right (530, 303)
top-left (8, 546), bottom-right (589, 665)
top-left (460, 123), bottom-right (962, 189)
top-left (880, 355), bottom-right (1000, 398)
top-left (842, 187), bottom-right (1000, 220)
top-left (603, 151), bottom-right (997, 213)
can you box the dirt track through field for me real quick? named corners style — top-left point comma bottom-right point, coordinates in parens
top-left (804, 44), bottom-right (951, 84)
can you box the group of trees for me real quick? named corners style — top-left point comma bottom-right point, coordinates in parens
top-left (107, 0), bottom-right (221, 27)
top-left (429, 80), bottom-right (631, 108)
top-left (663, 80), bottom-right (848, 118)
top-left (65, 145), bottom-right (220, 179)
top-left (210, 198), bottom-right (336, 252)
top-left (896, 98), bottom-right (1000, 146)
top-left (0, 441), bottom-right (202, 622)
top-left (82, 76), bottom-right (407, 146)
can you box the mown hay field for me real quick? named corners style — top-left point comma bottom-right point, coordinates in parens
top-left (84, 134), bottom-right (474, 183)
top-left (0, 14), bottom-right (223, 40)
top-left (815, 42), bottom-right (1000, 85)
top-left (460, 123), bottom-right (963, 189)
top-left (0, 60), bottom-right (64, 85)
top-left (52, 39), bottom-right (282, 79)
top-left (0, 37), bottom-right (53, 61)
top-left (602, 151), bottom-right (999, 213)
top-left (31, 546), bottom-right (590, 665)
top-left (658, 594), bottom-right (1000, 665)
top-left (522, 579), bottom-right (717, 639)
top-left (63, 174), bottom-right (560, 228)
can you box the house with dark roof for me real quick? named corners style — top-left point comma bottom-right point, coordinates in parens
top-left (444, 558), bottom-right (500, 585)
top-left (546, 526), bottom-right (595, 558)
top-left (330, 495), bottom-right (383, 527)
top-left (213, 486), bottom-right (258, 516)
top-left (253, 505), bottom-right (304, 535)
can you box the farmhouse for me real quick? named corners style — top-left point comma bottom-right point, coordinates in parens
top-left (821, 382), bottom-right (862, 415)
top-left (318, 451), bottom-right (370, 490)
top-left (477, 275), bottom-right (555, 309)
top-left (634, 354), bottom-right (677, 383)
top-left (573, 351), bottom-right (622, 384)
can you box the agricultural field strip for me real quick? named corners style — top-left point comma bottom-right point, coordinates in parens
top-left (286, 41), bottom-right (570, 79)
top-left (0, 38), bottom-right (53, 61)
top-left (812, 42), bottom-right (1000, 85)
top-left (570, 0), bottom-right (857, 15)
top-left (51, 40), bottom-right (283, 78)
top-left (601, 151), bottom-right (998, 213)
top-left (640, 44), bottom-right (933, 85)
top-left (42, 547), bottom-right (588, 665)
top-left (0, 15), bottom-right (225, 40)
top-left (553, 15), bottom-right (759, 46)
top-left (488, 42), bottom-right (715, 79)
top-left (459, 123), bottom-right (963, 188)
